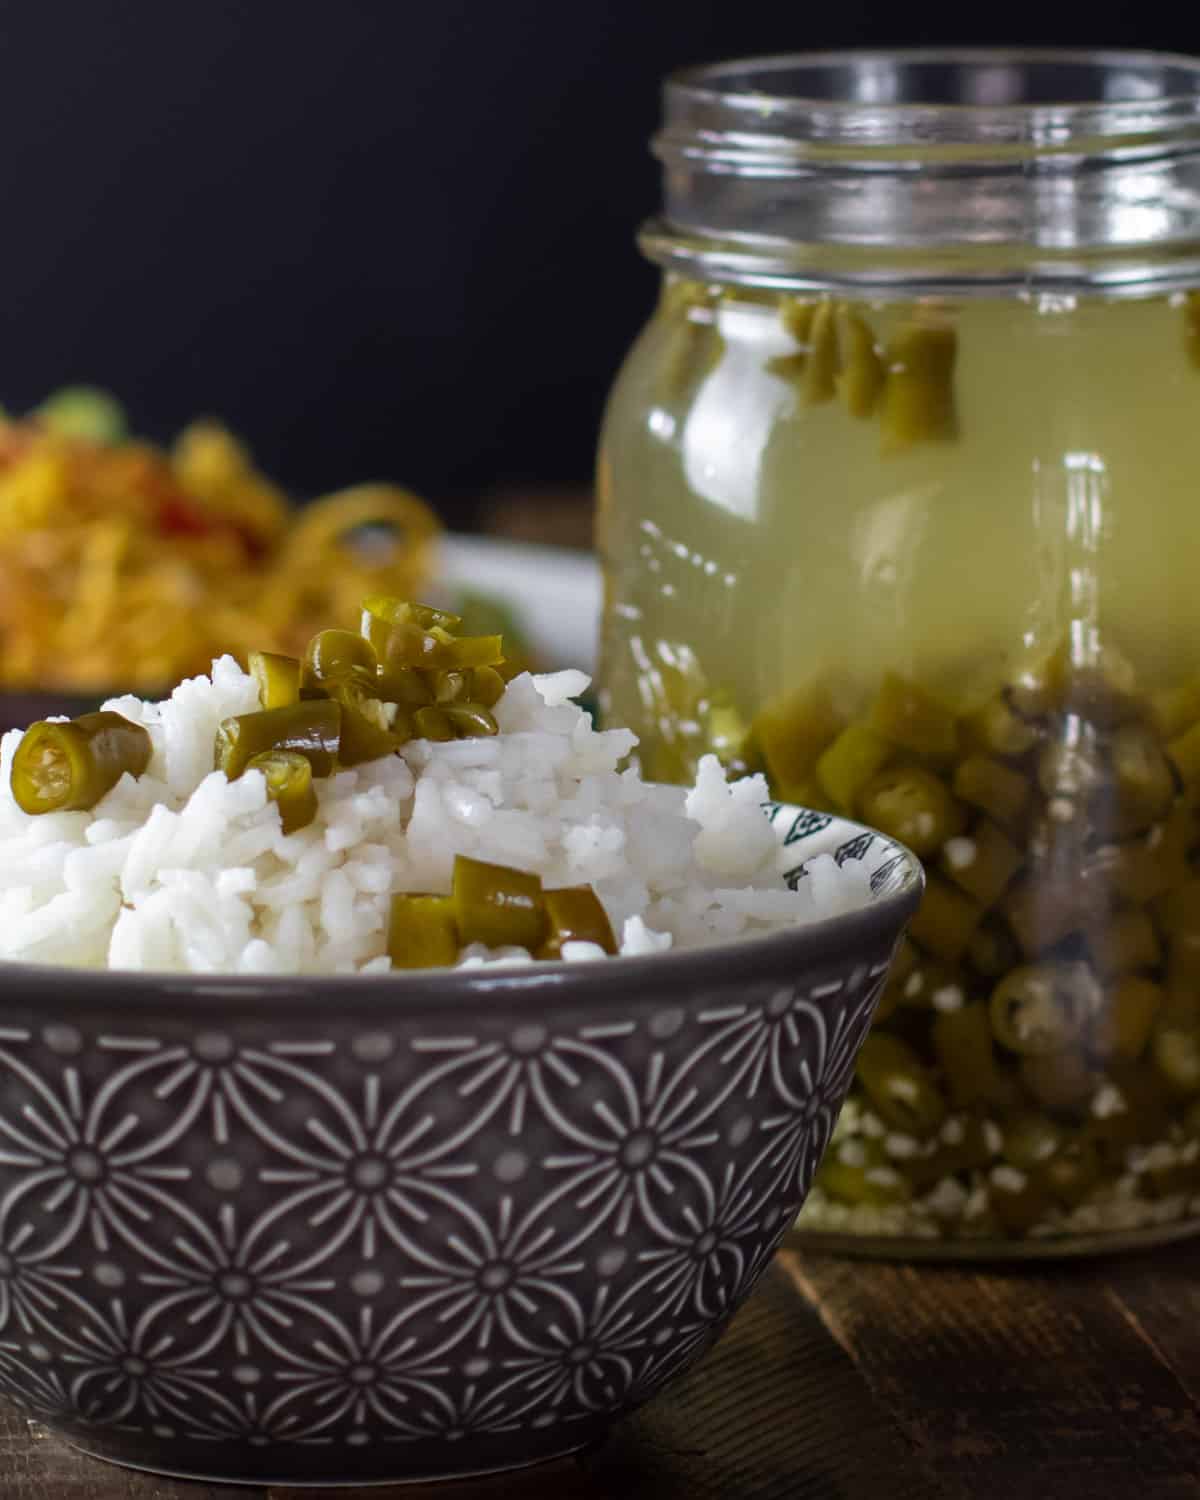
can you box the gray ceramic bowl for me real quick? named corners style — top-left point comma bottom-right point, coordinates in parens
top-left (0, 804), bottom-right (920, 1487)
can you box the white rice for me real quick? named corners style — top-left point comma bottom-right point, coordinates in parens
top-left (0, 658), bottom-right (872, 974)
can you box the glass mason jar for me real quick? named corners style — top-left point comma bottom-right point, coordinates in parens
top-left (596, 50), bottom-right (1200, 1256)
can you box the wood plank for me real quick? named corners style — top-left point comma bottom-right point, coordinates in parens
top-left (780, 1248), bottom-right (1200, 1500)
top-left (1091, 1239), bottom-right (1200, 1405)
top-left (0, 1408), bottom-right (248, 1498)
top-left (583, 1260), bottom-right (946, 1500)
top-left (269, 1456), bottom-right (604, 1500)
top-left (0, 1405), bottom-right (603, 1500)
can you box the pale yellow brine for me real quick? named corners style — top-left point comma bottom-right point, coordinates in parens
top-left (599, 285), bottom-right (1200, 779)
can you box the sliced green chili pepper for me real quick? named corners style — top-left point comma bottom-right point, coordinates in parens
top-left (868, 672), bottom-right (958, 759)
top-left (379, 675), bottom-right (501, 732)
top-left (375, 621), bottom-right (504, 672)
top-left (1001, 1112), bottom-right (1065, 1172)
top-left (375, 665), bottom-right (435, 707)
top-left (932, 1001), bottom-right (1000, 1108)
top-left (835, 305), bottom-right (884, 418)
top-left (769, 297), bottom-right (820, 392)
top-left (906, 875), bottom-right (982, 963)
top-left (940, 818), bottom-right (1022, 909)
top-left (11, 711), bottom-right (152, 814)
top-left (413, 706), bottom-right (456, 742)
top-left (362, 597), bottom-right (463, 634)
top-left (1036, 1135), bottom-right (1101, 1207)
top-left (359, 597), bottom-right (463, 664)
top-left (1083, 836), bottom-right (1176, 909)
top-left (1092, 975), bottom-right (1162, 1062)
top-left (246, 750), bottom-right (318, 834)
top-left (215, 700), bottom-right (341, 780)
top-left (879, 319), bottom-right (958, 451)
top-left (1005, 653), bottom-right (1060, 719)
top-left (433, 669), bottom-right (470, 705)
top-left (1152, 1019), bottom-right (1200, 1095)
top-left (330, 682), bottom-right (404, 767)
top-left (858, 763), bottom-right (965, 856)
top-left (802, 299), bottom-right (838, 404)
top-left (301, 629), bottom-right (377, 690)
top-left (908, 1115), bottom-right (994, 1193)
top-left (469, 665), bottom-right (508, 709)
top-left (966, 918), bottom-right (1021, 979)
top-left (1109, 724), bottom-right (1174, 834)
top-left (1088, 1064), bottom-right (1171, 1152)
top-left (1149, 675), bottom-right (1200, 739)
top-left (1087, 909), bottom-right (1160, 978)
top-left (856, 1033), bottom-right (946, 1136)
top-left (989, 962), bottom-right (1096, 1057)
top-left (249, 651), bottom-right (302, 711)
top-left (952, 754), bottom-right (1030, 828)
top-left (1018, 1049), bottom-right (1096, 1118)
top-left (818, 1143), bottom-right (912, 1206)
top-left (894, 955), bottom-right (958, 1011)
top-left (988, 1171), bottom-right (1050, 1234)
top-left (781, 296), bottom-right (816, 343)
top-left (815, 723), bottom-right (891, 813)
top-left (388, 893), bottom-right (460, 969)
top-left (1003, 876), bottom-right (1081, 957)
top-left (538, 886), bottom-right (618, 959)
top-left (452, 854), bottom-right (547, 951)
top-left (753, 680), bottom-right (847, 799)
top-left (961, 695), bottom-right (1041, 758)
top-left (442, 704), bottom-right (499, 739)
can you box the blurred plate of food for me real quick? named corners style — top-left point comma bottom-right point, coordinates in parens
top-left (0, 388), bottom-right (599, 730)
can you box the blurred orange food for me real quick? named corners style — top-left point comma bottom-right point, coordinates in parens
top-left (0, 389), bottom-right (439, 692)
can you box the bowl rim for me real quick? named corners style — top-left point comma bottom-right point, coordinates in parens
top-left (0, 808), bottom-right (923, 1019)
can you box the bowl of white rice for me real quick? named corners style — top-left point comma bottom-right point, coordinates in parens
top-left (0, 655), bottom-right (920, 1486)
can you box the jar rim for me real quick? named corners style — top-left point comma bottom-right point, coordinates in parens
top-left (666, 47), bottom-right (1200, 131)
top-left (650, 47), bottom-right (1200, 293)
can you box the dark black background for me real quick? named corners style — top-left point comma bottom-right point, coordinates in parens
top-left (0, 2), bottom-right (1191, 525)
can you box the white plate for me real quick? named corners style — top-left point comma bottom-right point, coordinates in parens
top-left (439, 533), bottom-right (601, 674)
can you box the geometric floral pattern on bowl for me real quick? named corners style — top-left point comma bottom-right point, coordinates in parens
top-left (0, 808), bottom-right (919, 1485)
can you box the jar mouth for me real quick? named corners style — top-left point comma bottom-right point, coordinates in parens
top-left (649, 47), bottom-right (1200, 295)
top-left (662, 47), bottom-right (1200, 154)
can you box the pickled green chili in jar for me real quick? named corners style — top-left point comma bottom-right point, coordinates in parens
top-left (597, 49), bottom-right (1200, 1255)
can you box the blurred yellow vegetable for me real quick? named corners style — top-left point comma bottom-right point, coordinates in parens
top-left (0, 394), bottom-right (439, 692)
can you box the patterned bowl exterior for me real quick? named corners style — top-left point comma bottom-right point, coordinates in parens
top-left (0, 806), bottom-right (920, 1485)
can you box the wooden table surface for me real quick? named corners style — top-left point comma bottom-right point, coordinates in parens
top-left (6, 1234), bottom-right (1198, 1500)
